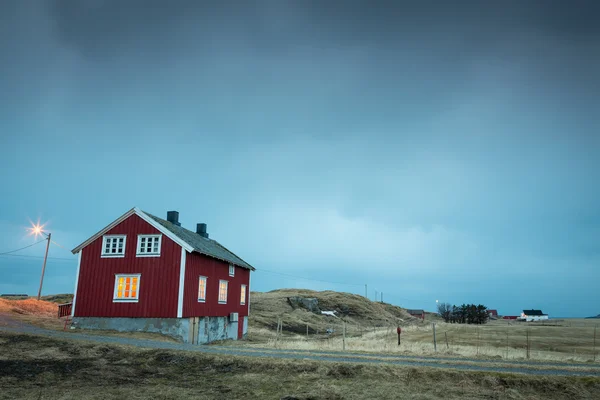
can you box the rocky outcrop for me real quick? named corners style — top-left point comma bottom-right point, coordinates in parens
top-left (287, 297), bottom-right (321, 314)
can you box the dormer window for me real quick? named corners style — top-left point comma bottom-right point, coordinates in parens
top-left (101, 235), bottom-right (126, 258)
top-left (136, 234), bottom-right (162, 257)
top-left (229, 264), bottom-right (235, 277)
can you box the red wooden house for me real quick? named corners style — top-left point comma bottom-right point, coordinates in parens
top-left (407, 309), bottom-right (425, 320)
top-left (70, 208), bottom-right (255, 343)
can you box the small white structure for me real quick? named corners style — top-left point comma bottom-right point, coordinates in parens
top-left (517, 309), bottom-right (549, 322)
top-left (321, 311), bottom-right (337, 317)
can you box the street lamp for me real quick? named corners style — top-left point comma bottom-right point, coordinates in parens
top-left (29, 223), bottom-right (51, 300)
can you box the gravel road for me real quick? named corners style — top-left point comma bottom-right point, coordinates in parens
top-left (1, 321), bottom-right (599, 378)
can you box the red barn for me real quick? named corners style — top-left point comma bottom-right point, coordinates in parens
top-left (70, 208), bottom-right (254, 343)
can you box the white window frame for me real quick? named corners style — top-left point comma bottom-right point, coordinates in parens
top-left (136, 234), bottom-right (162, 257)
top-left (113, 274), bottom-right (141, 302)
top-left (240, 284), bottom-right (247, 305)
top-left (198, 276), bottom-right (207, 302)
top-left (218, 280), bottom-right (228, 304)
top-left (229, 264), bottom-right (235, 277)
top-left (101, 235), bottom-right (126, 258)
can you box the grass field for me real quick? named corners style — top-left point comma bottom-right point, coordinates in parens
top-left (2, 293), bottom-right (598, 365)
top-left (1, 331), bottom-right (600, 400)
top-left (248, 318), bottom-right (599, 363)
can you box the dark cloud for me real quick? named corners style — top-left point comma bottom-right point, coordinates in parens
top-left (1, 0), bottom-right (599, 316)
top-left (44, 1), bottom-right (600, 57)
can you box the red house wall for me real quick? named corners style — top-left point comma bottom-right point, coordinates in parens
top-left (74, 214), bottom-right (181, 318)
top-left (183, 252), bottom-right (250, 338)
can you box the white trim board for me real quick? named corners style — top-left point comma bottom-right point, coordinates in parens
top-left (71, 249), bottom-right (82, 317)
top-left (177, 247), bottom-right (187, 318)
top-left (71, 207), bottom-right (193, 254)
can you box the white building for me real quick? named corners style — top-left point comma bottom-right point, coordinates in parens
top-left (517, 309), bottom-right (549, 322)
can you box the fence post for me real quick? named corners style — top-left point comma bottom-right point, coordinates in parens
top-left (342, 319), bottom-right (346, 351)
top-left (526, 328), bottom-right (530, 359)
top-left (275, 317), bottom-right (279, 348)
top-left (476, 327), bottom-right (480, 356)
top-left (506, 327), bottom-right (509, 359)
top-left (445, 331), bottom-right (449, 349)
top-left (593, 325), bottom-right (597, 362)
top-left (433, 323), bottom-right (437, 352)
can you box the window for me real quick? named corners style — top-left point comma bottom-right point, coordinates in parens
top-left (136, 234), bottom-right (162, 256)
top-left (218, 280), bottom-right (228, 304)
top-left (113, 274), bottom-right (140, 302)
top-left (102, 235), bottom-right (126, 257)
top-left (198, 276), bottom-right (207, 302)
top-left (229, 264), bottom-right (235, 277)
top-left (240, 284), bottom-right (247, 305)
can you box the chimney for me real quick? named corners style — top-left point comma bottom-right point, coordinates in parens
top-left (196, 223), bottom-right (208, 238)
top-left (166, 211), bottom-right (181, 226)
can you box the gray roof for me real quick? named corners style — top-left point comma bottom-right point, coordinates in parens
top-left (407, 309), bottom-right (425, 314)
top-left (145, 212), bottom-right (255, 270)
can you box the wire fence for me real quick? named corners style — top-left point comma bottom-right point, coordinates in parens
top-left (264, 317), bottom-right (599, 363)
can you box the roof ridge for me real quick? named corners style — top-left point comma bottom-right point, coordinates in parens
top-left (143, 211), bottom-right (255, 270)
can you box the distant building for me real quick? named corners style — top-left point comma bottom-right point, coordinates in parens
top-left (407, 309), bottom-right (425, 320)
top-left (487, 309), bottom-right (498, 319)
top-left (517, 309), bottom-right (549, 322)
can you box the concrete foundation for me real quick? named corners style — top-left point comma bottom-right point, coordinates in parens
top-left (72, 316), bottom-right (248, 344)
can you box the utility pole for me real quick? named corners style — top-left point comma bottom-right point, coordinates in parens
top-left (365, 284), bottom-right (367, 299)
top-left (37, 232), bottom-right (51, 300)
top-left (375, 290), bottom-right (378, 302)
top-left (381, 292), bottom-right (383, 303)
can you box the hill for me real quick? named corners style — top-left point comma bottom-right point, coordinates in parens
top-left (249, 289), bottom-right (424, 335)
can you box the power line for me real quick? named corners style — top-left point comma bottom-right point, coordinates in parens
top-left (50, 240), bottom-right (67, 249)
top-left (256, 268), bottom-right (364, 287)
top-left (0, 253), bottom-right (76, 261)
top-left (0, 240), bottom-right (45, 255)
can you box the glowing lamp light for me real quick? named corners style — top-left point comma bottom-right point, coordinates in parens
top-left (27, 221), bottom-right (47, 238)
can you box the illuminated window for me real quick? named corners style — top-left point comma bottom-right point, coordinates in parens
top-left (198, 276), bottom-right (207, 302)
top-left (218, 280), bottom-right (228, 304)
top-left (136, 234), bottom-right (162, 256)
top-left (113, 274), bottom-right (140, 302)
top-left (229, 264), bottom-right (235, 277)
top-left (101, 235), bottom-right (126, 257)
top-left (240, 284), bottom-right (247, 305)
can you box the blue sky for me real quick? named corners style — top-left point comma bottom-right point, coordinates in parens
top-left (1, 1), bottom-right (599, 317)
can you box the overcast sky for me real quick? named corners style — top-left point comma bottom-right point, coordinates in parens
top-left (1, 1), bottom-right (599, 317)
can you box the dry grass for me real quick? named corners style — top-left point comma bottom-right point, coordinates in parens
top-left (1, 331), bottom-right (599, 400)
top-left (243, 290), bottom-right (600, 364)
top-left (250, 289), bottom-right (421, 334)
top-left (248, 319), bottom-right (600, 364)
top-left (0, 298), bottom-right (58, 317)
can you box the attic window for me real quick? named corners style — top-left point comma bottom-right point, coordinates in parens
top-left (101, 235), bottom-right (126, 258)
top-left (136, 234), bottom-right (162, 257)
top-left (229, 264), bottom-right (235, 277)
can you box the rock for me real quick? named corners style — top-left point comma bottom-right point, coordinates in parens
top-left (287, 297), bottom-right (321, 313)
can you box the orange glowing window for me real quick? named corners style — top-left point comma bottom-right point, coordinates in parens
top-left (218, 280), bottom-right (228, 304)
top-left (198, 276), bottom-right (207, 302)
top-left (114, 275), bottom-right (140, 301)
